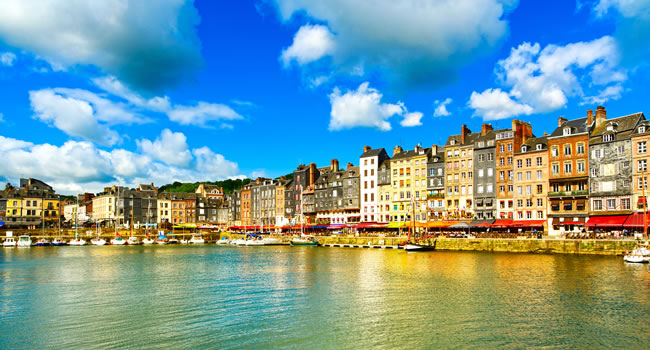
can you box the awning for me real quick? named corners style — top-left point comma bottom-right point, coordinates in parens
top-left (387, 222), bottom-right (408, 228)
top-left (511, 220), bottom-right (545, 227)
top-left (491, 219), bottom-right (513, 228)
top-left (427, 221), bottom-right (455, 228)
top-left (327, 224), bottom-right (346, 229)
top-left (356, 222), bottom-right (388, 229)
top-left (470, 220), bottom-right (495, 227)
top-left (585, 215), bottom-right (629, 227)
top-left (623, 213), bottom-right (650, 228)
top-left (449, 222), bottom-right (470, 229)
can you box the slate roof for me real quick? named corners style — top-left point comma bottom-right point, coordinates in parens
top-left (360, 148), bottom-right (387, 158)
top-left (515, 136), bottom-right (548, 155)
top-left (589, 112), bottom-right (644, 144)
top-left (549, 117), bottom-right (590, 137)
top-left (391, 147), bottom-right (431, 160)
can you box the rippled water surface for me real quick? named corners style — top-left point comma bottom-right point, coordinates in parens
top-left (1, 246), bottom-right (648, 349)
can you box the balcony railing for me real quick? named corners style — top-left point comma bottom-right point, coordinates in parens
top-left (548, 190), bottom-right (589, 197)
top-left (427, 193), bottom-right (444, 199)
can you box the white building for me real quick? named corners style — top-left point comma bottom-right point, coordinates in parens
top-left (359, 146), bottom-right (389, 222)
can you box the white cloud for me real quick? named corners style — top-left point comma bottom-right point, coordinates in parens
top-left (0, 134), bottom-right (242, 194)
top-left (469, 88), bottom-right (533, 121)
top-left (92, 76), bottom-right (170, 112)
top-left (433, 98), bottom-right (452, 117)
top-left (29, 89), bottom-right (121, 146)
top-left (281, 24), bottom-right (335, 66)
top-left (167, 102), bottom-right (243, 127)
top-left (0, 0), bottom-right (202, 91)
top-left (582, 84), bottom-right (624, 105)
top-left (0, 52), bottom-right (16, 66)
top-left (593, 0), bottom-right (650, 68)
top-left (137, 129), bottom-right (192, 167)
top-left (275, 0), bottom-right (517, 87)
top-left (594, 0), bottom-right (650, 17)
top-left (328, 82), bottom-right (405, 131)
top-left (469, 36), bottom-right (626, 120)
top-left (400, 111), bottom-right (423, 127)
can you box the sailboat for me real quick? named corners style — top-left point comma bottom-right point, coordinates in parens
top-left (625, 183), bottom-right (650, 263)
top-left (69, 204), bottom-right (87, 246)
top-left (91, 220), bottom-right (106, 245)
top-left (404, 197), bottom-right (436, 252)
top-left (290, 185), bottom-right (319, 247)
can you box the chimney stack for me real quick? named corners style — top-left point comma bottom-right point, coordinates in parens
top-left (461, 125), bottom-right (471, 144)
top-left (431, 144), bottom-right (438, 154)
top-left (558, 116), bottom-right (568, 127)
top-left (363, 145), bottom-right (371, 153)
top-left (309, 163), bottom-right (317, 186)
top-left (481, 123), bottom-right (493, 136)
top-left (347, 162), bottom-right (354, 171)
top-left (543, 132), bottom-right (547, 136)
top-left (393, 145), bottom-right (403, 156)
top-left (595, 105), bottom-right (607, 128)
top-left (587, 109), bottom-right (593, 125)
top-left (330, 159), bottom-right (339, 172)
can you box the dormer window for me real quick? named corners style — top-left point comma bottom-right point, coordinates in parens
top-left (536, 144), bottom-right (543, 151)
top-left (603, 134), bottom-right (614, 142)
top-left (606, 123), bottom-right (617, 131)
top-left (450, 140), bottom-right (456, 145)
top-left (563, 127), bottom-right (572, 136)
top-left (478, 142), bottom-right (485, 148)
top-left (521, 146), bottom-right (527, 153)
top-left (640, 126), bottom-right (646, 133)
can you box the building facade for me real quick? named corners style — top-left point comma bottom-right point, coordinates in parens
top-left (360, 146), bottom-right (389, 222)
top-left (513, 136), bottom-right (549, 225)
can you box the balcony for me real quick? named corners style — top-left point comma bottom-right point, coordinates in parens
top-left (548, 190), bottom-right (588, 197)
top-left (427, 193), bottom-right (444, 200)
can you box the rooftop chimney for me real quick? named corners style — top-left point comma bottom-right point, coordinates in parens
top-left (558, 116), bottom-right (568, 127)
top-left (431, 144), bottom-right (438, 154)
top-left (543, 132), bottom-right (547, 136)
top-left (363, 145), bottom-right (371, 153)
top-left (461, 125), bottom-right (471, 144)
top-left (347, 162), bottom-right (354, 171)
top-left (587, 109), bottom-right (593, 125)
top-left (481, 123), bottom-right (493, 136)
top-left (309, 163), bottom-right (317, 186)
top-left (393, 145), bottom-right (403, 156)
top-left (330, 159), bottom-right (339, 172)
top-left (595, 105), bottom-right (607, 128)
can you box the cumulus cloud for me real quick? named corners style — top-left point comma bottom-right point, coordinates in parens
top-left (469, 36), bottom-right (626, 120)
top-left (92, 76), bottom-right (170, 112)
top-left (400, 112), bottom-right (423, 127)
top-left (1, 52), bottom-right (16, 66)
top-left (29, 89), bottom-right (121, 146)
top-left (167, 102), bottom-right (243, 126)
top-left (582, 84), bottom-right (624, 105)
top-left (275, 0), bottom-right (517, 88)
top-left (281, 24), bottom-right (335, 66)
top-left (0, 0), bottom-right (203, 91)
top-left (328, 82), bottom-right (408, 131)
top-left (469, 88), bottom-right (533, 121)
top-left (137, 129), bottom-right (192, 167)
top-left (433, 98), bottom-right (452, 117)
top-left (593, 0), bottom-right (650, 67)
top-left (0, 134), bottom-right (242, 194)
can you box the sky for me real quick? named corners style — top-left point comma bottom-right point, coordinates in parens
top-left (0, 0), bottom-right (649, 194)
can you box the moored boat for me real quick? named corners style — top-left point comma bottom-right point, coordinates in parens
top-left (34, 238), bottom-right (51, 247)
top-left (51, 238), bottom-right (67, 246)
top-left (3, 237), bottom-right (16, 247)
top-left (110, 236), bottom-right (127, 245)
top-left (216, 238), bottom-right (230, 245)
top-left (180, 238), bottom-right (189, 244)
top-left (403, 242), bottom-right (436, 252)
top-left (261, 237), bottom-right (283, 245)
top-left (189, 235), bottom-right (205, 244)
top-left (142, 237), bottom-right (155, 245)
top-left (91, 237), bottom-right (107, 246)
top-left (168, 238), bottom-right (179, 245)
top-left (69, 238), bottom-right (87, 246)
top-left (17, 235), bottom-right (32, 248)
top-left (623, 245), bottom-right (650, 263)
top-left (290, 237), bottom-right (319, 247)
top-left (127, 236), bottom-right (141, 245)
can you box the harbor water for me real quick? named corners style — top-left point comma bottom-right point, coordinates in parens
top-left (1, 246), bottom-right (648, 349)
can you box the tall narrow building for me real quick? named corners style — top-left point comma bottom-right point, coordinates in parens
top-left (359, 146), bottom-right (389, 222)
top-left (473, 124), bottom-right (496, 220)
top-left (495, 120), bottom-right (533, 220)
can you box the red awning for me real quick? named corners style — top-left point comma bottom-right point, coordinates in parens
top-left (511, 220), bottom-right (545, 227)
top-left (355, 222), bottom-right (388, 228)
top-left (623, 213), bottom-right (650, 228)
top-left (491, 219), bottom-right (513, 228)
top-left (585, 215), bottom-right (629, 227)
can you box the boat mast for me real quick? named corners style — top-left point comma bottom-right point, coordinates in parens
top-left (41, 193), bottom-right (45, 237)
top-left (644, 170), bottom-right (648, 241)
top-left (300, 185), bottom-right (303, 236)
top-left (115, 186), bottom-right (119, 236)
top-left (75, 196), bottom-right (78, 239)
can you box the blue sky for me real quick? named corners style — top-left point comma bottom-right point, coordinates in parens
top-left (0, 0), bottom-right (648, 194)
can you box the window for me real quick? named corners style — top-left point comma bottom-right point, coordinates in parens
top-left (552, 163), bottom-right (560, 175)
top-left (478, 154), bottom-right (485, 162)
top-left (639, 160), bottom-right (648, 172)
top-left (526, 171), bottom-right (531, 181)
top-left (593, 149), bottom-right (602, 158)
top-left (638, 141), bottom-right (647, 154)
top-left (593, 200), bottom-right (602, 210)
top-left (477, 185), bottom-right (484, 194)
top-left (499, 171), bottom-right (505, 180)
top-left (621, 198), bottom-right (631, 210)
top-left (564, 144), bottom-right (572, 156)
top-left (507, 144), bottom-right (513, 152)
top-left (487, 168), bottom-right (493, 177)
top-left (563, 127), bottom-right (571, 136)
top-left (499, 145), bottom-right (504, 153)
top-left (499, 158), bottom-right (505, 166)
top-left (638, 177), bottom-right (648, 189)
top-left (564, 162), bottom-right (572, 174)
top-left (507, 157), bottom-right (512, 165)
top-left (517, 159), bottom-right (522, 168)
top-left (487, 153), bottom-right (494, 161)
top-left (536, 170), bottom-right (542, 180)
top-left (517, 172), bottom-right (523, 181)
top-left (537, 198), bottom-right (543, 206)
top-left (478, 169), bottom-right (484, 177)
top-left (552, 146), bottom-right (559, 157)
top-left (526, 158), bottom-right (531, 167)
top-left (487, 184), bottom-right (493, 193)
top-left (603, 134), bottom-right (614, 142)
top-left (577, 161), bottom-right (585, 173)
top-left (607, 199), bottom-right (616, 209)
top-left (640, 126), bottom-right (646, 133)
top-left (577, 143), bottom-right (585, 154)
top-left (537, 184), bottom-right (543, 194)
top-left (617, 145), bottom-right (625, 154)
top-left (526, 186), bottom-right (532, 195)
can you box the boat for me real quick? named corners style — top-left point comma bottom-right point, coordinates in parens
top-left (69, 238), bottom-right (87, 246)
top-left (232, 238), bottom-right (246, 246)
top-left (142, 237), bottom-right (155, 245)
top-left (290, 236), bottom-right (319, 247)
top-left (244, 238), bottom-right (265, 246)
top-left (3, 237), bottom-right (16, 247)
top-left (51, 238), bottom-right (67, 246)
top-left (216, 237), bottom-right (230, 245)
top-left (127, 236), bottom-right (141, 245)
top-left (168, 238), bottom-right (179, 245)
top-left (110, 236), bottom-right (127, 245)
top-left (180, 238), bottom-right (189, 244)
top-left (17, 235), bottom-right (32, 248)
top-left (623, 245), bottom-right (650, 263)
top-left (91, 237), bottom-right (107, 246)
top-left (189, 235), bottom-right (205, 244)
top-left (402, 197), bottom-right (436, 252)
top-left (34, 238), bottom-right (51, 247)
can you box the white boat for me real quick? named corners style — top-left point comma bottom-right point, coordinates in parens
top-left (216, 238), bottom-right (230, 245)
top-left (232, 238), bottom-right (247, 246)
top-left (17, 235), bottom-right (32, 248)
top-left (3, 237), bottom-right (16, 247)
top-left (142, 238), bottom-right (155, 245)
top-left (156, 239), bottom-right (168, 245)
top-left (244, 238), bottom-right (265, 246)
top-left (91, 238), bottom-right (107, 246)
top-left (180, 239), bottom-right (189, 244)
top-left (623, 246), bottom-right (650, 263)
top-left (34, 238), bottom-right (51, 247)
top-left (261, 237), bottom-right (282, 245)
top-left (127, 236), bottom-right (141, 245)
top-left (110, 236), bottom-right (127, 245)
top-left (189, 235), bottom-right (205, 244)
top-left (69, 238), bottom-right (87, 246)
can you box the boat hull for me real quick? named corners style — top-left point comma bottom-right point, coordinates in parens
top-left (34, 241), bottom-right (51, 247)
top-left (623, 255), bottom-right (650, 263)
top-left (404, 243), bottom-right (436, 252)
top-left (290, 240), bottom-right (319, 247)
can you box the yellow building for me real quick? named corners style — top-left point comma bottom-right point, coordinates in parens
top-left (157, 192), bottom-right (172, 225)
top-left (512, 136), bottom-right (549, 229)
top-left (389, 145), bottom-right (430, 224)
top-left (445, 125), bottom-right (479, 219)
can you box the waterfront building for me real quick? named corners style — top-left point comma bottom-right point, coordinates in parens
top-left (275, 179), bottom-right (289, 227)
top-left (342, 163), bottom-right (361, 224)
top-left (473, 125), bottom-right (496, 220)
top-left (1, 178), bottom-right (60, 228)
top-left (588, 109), bottom-right (643, 217)
top-left (157, 192), bottom-right (172, 226)
top-left (547, 115), bottom-right (591, 235)
top-left (360, 146), bottom-right (390, 222)
top-left (197, 197), bottom-right (223, 224)
top-left (426, 145), bottom-right (446, 220)
top-left (183, 196), bottom-right (196, 224)
top-left (92, 187), bottom-right (118, 227)
top-left (226, 192), bottom-right (241, 226)
top-left (513, 136), bottom-right (549, 228)
top-left (631, 118), bottom-right (650, 213)
top-left (0, 193), bottom-right (6, 224)
top-left (315, 160), bottom-right (344, 225)
top-left (285, 163), bottom-right (319, 224)
top-left (495, 121), bottom-right (533, 220)
top-left (377, 159), bottom-right (392, 223)
top-left (445, 125), bottom-right (479, 219)
top-left (390, 145), bottom-right (430, 223)
top-left (250, 178), bottom-right (277, 227)
top-left (240, 185), bottom-right (251, 226)
top-left (195, 183), bottom-right (224, 199)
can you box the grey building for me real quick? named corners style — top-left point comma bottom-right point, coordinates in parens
top-left (342, 163), bottom-right (361, 223)
top-left (286, 163), bottom-right (320, 223)
top-left (473, 127), bottom-right (497, 220)
top-left (426, 145), bottom-right (446, 219)
top-left (118, 188), bottom-right (158, 228)
top-left (589, 111), bottom-right (644, 215)
top-left (227, 192), bottom-right (240, 225)
top-left (314, 160), bottom-right (343, 224)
